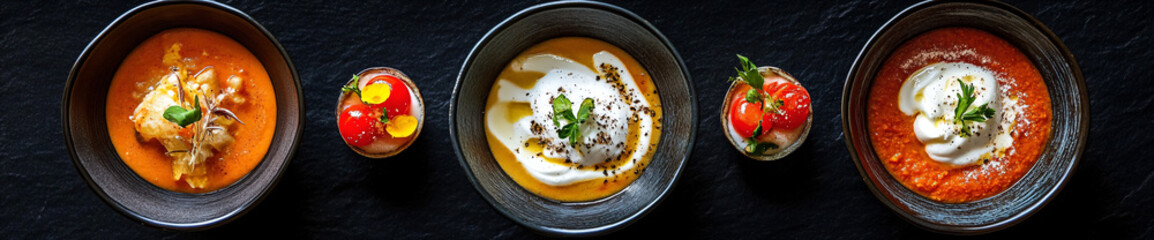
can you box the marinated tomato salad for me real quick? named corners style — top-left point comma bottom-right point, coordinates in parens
top-left (725, 55), bottom-right (811, 156)
top-left (338, 71), bottom-right (420, 155)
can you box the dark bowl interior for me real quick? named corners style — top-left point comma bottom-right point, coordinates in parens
top-left (450, 1), bottom-right (695, 237)
top-left (842, 0), bottom-right (1087, 235)
top-left (62, 0), bottom-right (302, 231)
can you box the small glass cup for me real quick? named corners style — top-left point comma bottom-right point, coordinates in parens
top-left (720, 66), bottom-right (813, 161)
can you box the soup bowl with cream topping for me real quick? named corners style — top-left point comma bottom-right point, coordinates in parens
top-left (451, 1), bottom-right (694, 237)
top-left (843, 0), bottom-right (1087, 235)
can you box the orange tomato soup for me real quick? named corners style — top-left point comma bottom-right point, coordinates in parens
top-left (106, 28), bottom-right (276, 193)
top-left (867, 28), bottom-right (1052, 203)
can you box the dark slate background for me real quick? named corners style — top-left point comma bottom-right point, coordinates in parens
top-left (3, 0), bottom-right (1152, 238)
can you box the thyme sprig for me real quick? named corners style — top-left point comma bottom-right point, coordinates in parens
top-left (161, 69), bottom-right (245, 166)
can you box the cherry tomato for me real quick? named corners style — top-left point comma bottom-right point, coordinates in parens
top-left (761, 81), bottom-right (786, 99)
top-left (339, 104), bottom-right (381, 147)
top-left (729, 96), bottom-right (765, 138)
top-left (763, 81), bottom-right (810, 130)
top-left (364, 75), bottom-right (411, 117)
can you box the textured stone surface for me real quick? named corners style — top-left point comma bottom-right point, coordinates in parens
top-left (2, 0), bottom-right (1152, 238)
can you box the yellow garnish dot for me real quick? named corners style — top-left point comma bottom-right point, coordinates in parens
top-left (361, 83), bottom-right (391, 104)
top-left (385, 114), bottom-right (418, 138)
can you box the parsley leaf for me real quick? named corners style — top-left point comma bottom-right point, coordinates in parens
top-left (732, 54), bottom-right (763, 87)
top-left (953, 79), bottom-right (996, 137)
top-left (730, 55), bottom-right (765, 102)
top-left (954, 79), bottom-right (974, 118)
top-left (729, 55), bottom-right (782, 155)
top-left (962, 103), bottom-right (995, 122)
top-left (163, 95), bottom-right (202, 127)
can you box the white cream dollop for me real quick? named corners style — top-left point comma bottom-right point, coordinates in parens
top-left (522, 54), bottom-right (631, 166)
top-left (898, 62), bottom-right (1015, 166)
top-left (485, 52), bottom-right (654, 186)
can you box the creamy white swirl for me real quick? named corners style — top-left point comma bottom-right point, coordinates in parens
top-left (485, 51), bottom-right (654, 186)
top-left (898, 62), bottom-right (1016, 166)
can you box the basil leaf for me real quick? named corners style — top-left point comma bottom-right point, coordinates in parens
top-left (577, 98), bottom-right (594, 123)
top-left (552, 94), bottom-right (596, 146)
top-left (163, 95), bottom-right (201, 127)
top-left (557, 123), bottom-right (575, 138)
top-left (552, 94), bottom-right (572, 126)
top-left (569, 124), bottom-right (581, 145)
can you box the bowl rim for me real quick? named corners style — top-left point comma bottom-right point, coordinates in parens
top-left (449, 0), bottom-right (696, 236)
top-left (841, 0), bottom-right (1087, 234)
top-left (61, 0), bottom-right (303, 231)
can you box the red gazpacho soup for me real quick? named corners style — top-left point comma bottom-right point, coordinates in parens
top-left (868, 27), bottom-right (1052, 203)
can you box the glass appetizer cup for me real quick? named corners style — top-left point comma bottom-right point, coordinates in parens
top-left (335, 67), bottom-right (425, 158)
top-left (720, 66), bottom-right (812, 161)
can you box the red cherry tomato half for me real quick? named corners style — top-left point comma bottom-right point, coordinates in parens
top-left (729, 96), bottom-right (765, 138)
top-left (339, 104), bottom-right (381, 147)
top-left (764, 82), bottom-right (810, 130)
top-left (365, 75), bottom-right (411, 117)
top-left (761, 81), bottom-right (785, 99)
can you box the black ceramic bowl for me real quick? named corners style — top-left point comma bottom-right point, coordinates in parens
top-left (62, 0), bottom-right (302, 230)
top-left (450, 1), bottom-right (695, 237)
top-left (842, 0), bottom-right (1087, 235)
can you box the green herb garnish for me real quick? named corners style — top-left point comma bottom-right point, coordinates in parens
top-left (163, 95), bottom-right (202, 127)
top-left (342, 74), bottom-right (362, 97)
top-left (744, 138), bottom-right (778, 155)
top-left (729, 54), bottom-right (783, 155)
top-left (729, 54), bottom-right (764, 101)
top-left (551, 94), bottom-right (595, 145)
top-left (577, 98), bottom-right (594, 123)
top-left (744, 88), bottom-right (761, 104)
top-left (953, 79), bottom-right (995, 137)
